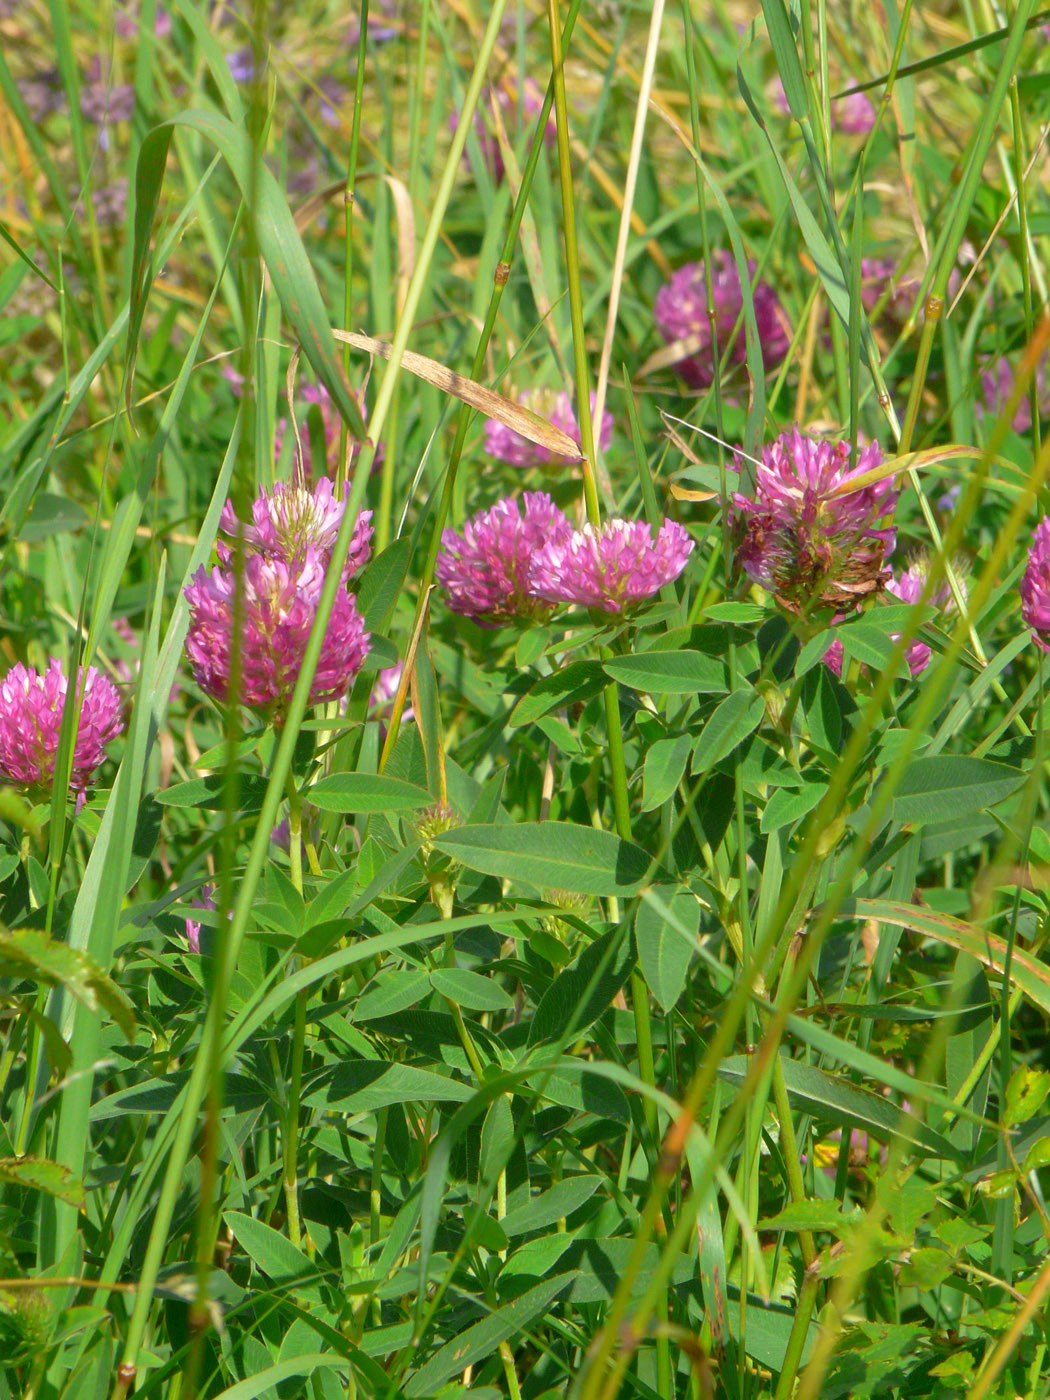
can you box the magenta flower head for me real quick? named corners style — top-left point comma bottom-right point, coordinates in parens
top-left (184, 549), bottom-right (370, 717)
top-left (273, 381), bottom-right (379, 480)
top-left (824, 560), bottom-right (959, 678)
top-left (773, 79), bottom-right (875, 135)
top-left (0, 659), bottom-right (124, 795)
top-left (219, 478), bottom-right (372, 578)
top-left (654, 253), bottom-right (790, 389)
top-left (530, 518), bottom-right (693, 615)
top-left (732, 429), bottom-right (898, 613)
top-left (860, 258), bottom-right (919, 329)
top-left (485, 390), bottom-right (613, 468)
top-left (833, 90), bottom-right (876, 134)
top-left (185, 885), bottom-right (215, 955)
top-left (453, 75), bottom-right (555, 182)
top-left (436, 492), bottom-right (572, 625)
top-left (979, 355), bottom-right (1050, 434)
top-left (1021, 517), bottom-right (1050, 651)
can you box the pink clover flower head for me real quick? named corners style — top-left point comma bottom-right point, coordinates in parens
top-left (824, 560), bottom-right (959, 678)
top-left (436, 492), bottom-right (572, 625)
top-left (273, 380), bottom-right (380, 480)
top-left (219, 478), bottom-right (372, 578)
top-left (887, 561), bottom-right (958, 676)
top-left (185, 885), bottom-right (215, 955)
top-left (978, 355), bottom-right (1050, 435)
top-left (860, 258), bottom-right (918, 328)
top-left (453, 75), bottom-right (555, 182)
top-left (654, 253), bottom-right (790, 389)
top-left (184, 549), bottom-right (371, 716)
top-left (484, 389), bottom-right (612, 468)
top-left (370, 662), bottom-right (403, 711)
top-left (833, 89), bottom-right (876, 134)
top-left (0, 659), bottom-right (124, 794)
top-left (733, 429), bottom-right (898, 613)
top-left (1021, 517), bottom-right (1050, 652)
top-left (529, 518), bottom-right (694, 615)
top-left (773, 78), bottom-right (875, 135)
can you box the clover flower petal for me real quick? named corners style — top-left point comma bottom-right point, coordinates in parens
top-left (529, 518), bottom-right (693, 614)
top-left (219, 478), bottom-right (372, 578)
top-left (436, 492), bottom-right (572, 625)
top-left (732, 429), bottom-right (898, 612)
top-left (1022, 517), bottom-right (1050, 651)
top-left (184, 549), bottom-right (370, 715)
top-left (654, 253), bottom-right (790, 389)
top-left (0, 659), bottom-right (124, 793)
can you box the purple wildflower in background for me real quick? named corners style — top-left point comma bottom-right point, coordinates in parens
top-left (218, 478), bottom-right (372, 578)
top-left (979, 354), bottom-right (1050, 434)
top-left (888, 563), bottom-right (957, 675)
top-left (20, 68), bottom-right (64, 120)
top-left (773, 79), bottom-right (875, 134)
top-left (0, 659), bottom-right (124, 794)
top-left (529, 518), bottom-right (693, 615)
top-left (732, 429), bottom-right (898, 612)
top-left (368, 663), bottom-right (414, 730)
top-left (654, 253), bottom-right (790, 389)
top-left (184, 550), bottom-right (370, 715)
top-left (436, 492), bottom-right (572, 624)
top-left (185, 885), bottom-right (215, 954)
top-left (92, 178), bottom-right (128, 226)
top-left (80, 58), bottom-right (135, 126)
top-left (454, 74), bottom-right (555, 182)
top-left (370, 662), bottom-right (403, 711)
top-left (226, 46), bottom-right (256, 83)
top-left (1021, 517), bottom-right (1050, 651)
top-left (861, 258), bottom-right (918, 328)
top-left (824, 561), bottom-right (958, 678)
top-left (834, 89), bottom-right (876, 134)
top-left (115, 2), bottom-right (172, 37)
top-left (273, 380), bottom-right (379, 480)
top-left (484, 390), bottom-right (612, 468)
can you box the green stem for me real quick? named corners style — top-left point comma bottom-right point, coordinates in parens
top-left (283, 771), bottom-right (307, 1249)
top-left (772, 1271), bottom-right (820, 1400)
top-left (770, 1056), bottom-right (816, 1268)
top-left (283, 990), bottom-right (307, 1251)
top-left (545, 0), bottom-right (600, 522)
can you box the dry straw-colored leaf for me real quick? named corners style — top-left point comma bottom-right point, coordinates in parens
top-left (331, 328), bottom-right (582, 459)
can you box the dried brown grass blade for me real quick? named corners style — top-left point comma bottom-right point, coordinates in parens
top-left (385, 174), bottom-right (416, 319)
top-left (331, 328), bottom-right (582, 458)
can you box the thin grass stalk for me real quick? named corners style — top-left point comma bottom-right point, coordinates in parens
top-left (591, 0), bottom-right (666, 442)
top-left (899, 0), bottom-right (1037, 455)
top-left (116, 4), bottom-right (513, 1380)
top-left (378, 0), bottom-right (587, 771)
top-left (544, 0), bottom-right (600, 523)
top-left (338, 0), bottom-right (371, 491)
top-left (1009, 80), bottom-right (1042, 462)
top-left (544, 10), bottom-right (661, 1274)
